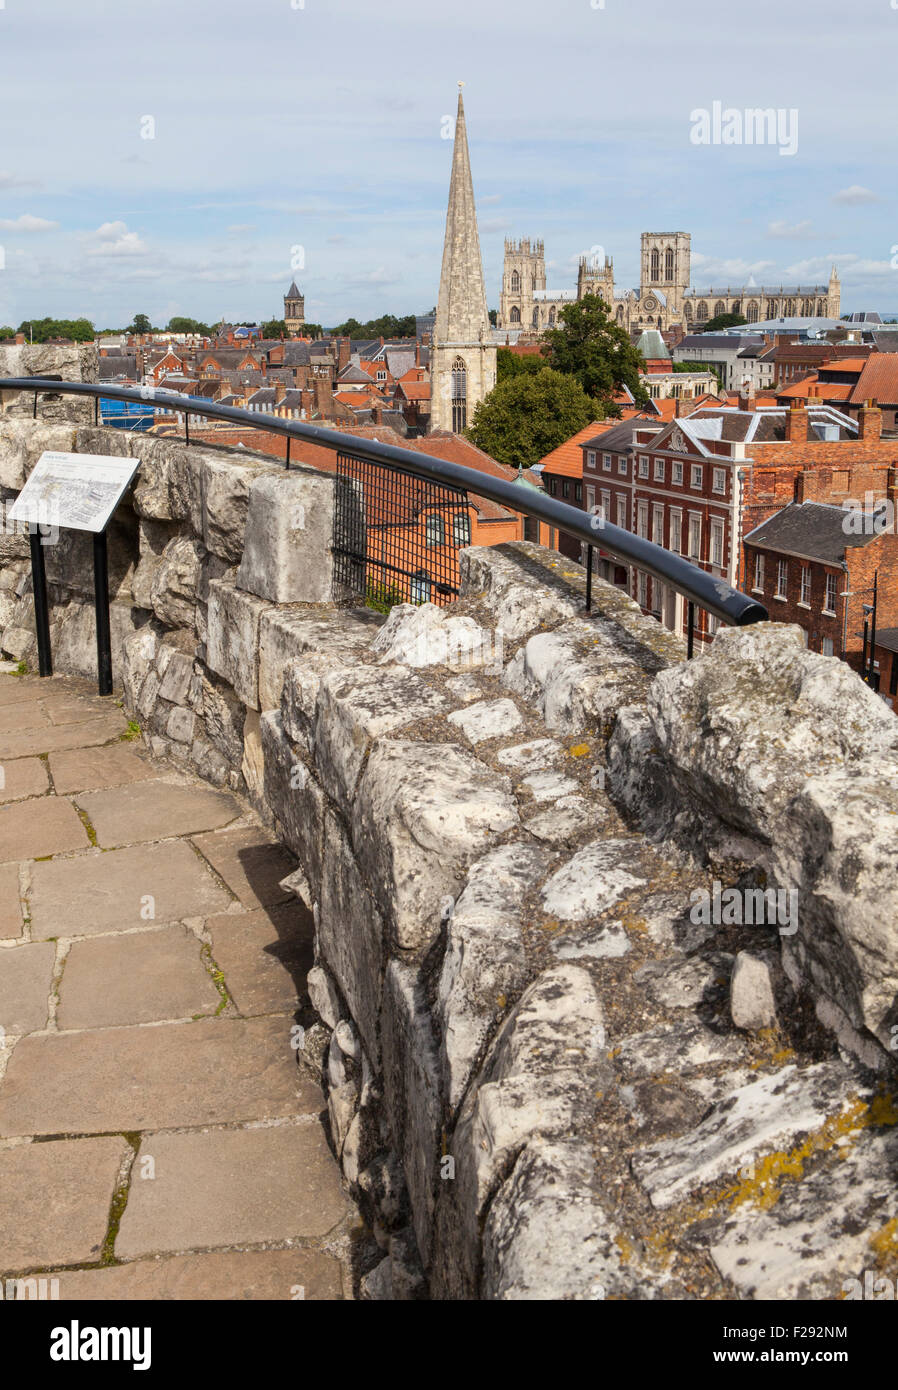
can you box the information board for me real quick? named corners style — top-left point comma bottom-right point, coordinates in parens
top-left (7, 451), bottom-right (140, 534)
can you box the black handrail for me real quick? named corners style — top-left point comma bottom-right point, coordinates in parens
top-left (0, 377), bottom-right (769, 628)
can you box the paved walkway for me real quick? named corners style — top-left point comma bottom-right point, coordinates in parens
top-left (0, 671), bottom-right (358, 1300)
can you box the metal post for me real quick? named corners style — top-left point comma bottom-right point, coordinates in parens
top-left (286, 436), bottom-right (291, 471)
top-left (32, 392), bottom-right (37, 420)
top-left (869, 571), bottom-right (878, 687)
top-left (94, 395), bottom-right (99, 426)
top-left (687, 601), bottom-right (695, 659)
top-left (184, 412), bottom-right (190, 447)
top-left (585, 544), bottom-right (593, 613)
top-left (93, 530), bottom-right (113, 697)
top-left (28, 530), bottom-right (53, 677)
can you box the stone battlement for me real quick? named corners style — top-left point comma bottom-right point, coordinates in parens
top-left (0, 401), bottom-right (896, 1301)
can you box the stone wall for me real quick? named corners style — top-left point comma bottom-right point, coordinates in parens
top-left (2, 395), bottom-right (897, 1301)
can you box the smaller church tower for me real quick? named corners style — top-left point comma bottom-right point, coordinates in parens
top-left (284, 281), bottom-right (305, 337)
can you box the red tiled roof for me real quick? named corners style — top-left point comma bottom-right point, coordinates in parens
top-left (538, 421), bottom-right (609, 477)
top-left (849, 354), bottom-right (898, 406)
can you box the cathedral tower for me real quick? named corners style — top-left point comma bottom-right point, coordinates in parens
top-left (639, 232), bottom-right (691, 317)
top-left (499, 238), bottom-right (546, 331)
top-left (430, 86), bottom-right (496, 434)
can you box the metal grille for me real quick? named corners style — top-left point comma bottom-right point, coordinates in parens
top-left (332, 451), bottom-right (470, 609)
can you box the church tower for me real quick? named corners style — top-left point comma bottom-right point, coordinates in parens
top-left (430, 86), bottom-right (496, 434)
top-left (827, 265), bottom-right (841, 319)
top-left (284, 281), bottom-right (305, 337)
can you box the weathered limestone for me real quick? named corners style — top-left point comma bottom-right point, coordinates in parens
top-left (237, 468), bottom-right (336, 603)
top-left (206, 579), bottom-right (273, 710)
top-left (352, 740), bottom-right (519, 951)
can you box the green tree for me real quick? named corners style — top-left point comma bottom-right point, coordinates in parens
top-left (17, 317), bottom-right (95, 343)
top-left (127, 313), bottom-right (153, 335)
top-left (166, 316), bottom-right (212, 336)
top-left (497, 346), bottom-right (547, 382)
top-left (488, 308), bottom-right (498, 327)
top-left (541, 294), bottom-right (649, 409)
top-left (329, 312), bottom-right (417, 339)
top-left (261, 319), bottom-right (289, 338)
top-left (699, 312), bottom-right (747, 333)
top-left (0, 326), bottom-right (15, 340)
top-left (467, 367), bottom-right (595, 469)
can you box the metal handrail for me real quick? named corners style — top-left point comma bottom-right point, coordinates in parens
top-left (0, 376), bottom-right (769, 628)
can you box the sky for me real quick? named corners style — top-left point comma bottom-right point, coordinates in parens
top-left (0, 0), bottom-right (895, 330)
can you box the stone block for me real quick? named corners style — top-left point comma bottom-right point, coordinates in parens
top-left (352, 739), bottom-right (519, 952)
top-left (206, 578), bottom-right (273, 710)
top-left (319, 807), bottom-right (385, 1066)
top-left (237, 468), bottom-right (336, 603)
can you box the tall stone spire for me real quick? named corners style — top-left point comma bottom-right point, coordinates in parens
top-left (434, 87), bottom-right (491, 345)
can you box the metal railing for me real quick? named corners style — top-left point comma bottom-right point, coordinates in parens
top-left (0, 377), bottom-right (769, 646)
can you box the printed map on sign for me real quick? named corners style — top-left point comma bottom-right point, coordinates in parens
top-left (7, 451), bottom-right (141, 534)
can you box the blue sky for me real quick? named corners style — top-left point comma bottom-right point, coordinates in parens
top-left (0, 0), bottom-right (895, 329)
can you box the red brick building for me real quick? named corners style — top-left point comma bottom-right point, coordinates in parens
top-left (743, 501), bottom-right (898, 678)
top-left (571, 400), bottom-right (898, 647)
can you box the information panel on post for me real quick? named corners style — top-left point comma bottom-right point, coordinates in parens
top-left (7, 450), bottom-right (140, 535)
top-left (8, 450), bottom-right (141, 696)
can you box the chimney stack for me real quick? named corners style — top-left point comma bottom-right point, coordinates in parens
top-left (785, 401), bottom-right (808, 443)
top-left (275, 380), bottom-right (286, 404)
top-left (859, 398), bottom-right (882, 443)
top-left (14, 332), bottom-right (24, 345)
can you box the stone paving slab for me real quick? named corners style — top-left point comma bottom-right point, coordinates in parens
top-left (0, 797), bottom-right (89, 864)
top-left (0, 715), bottom-right (126, 759)
top-left (0, 941), bottom-right (56, 1034)
top-left (76, 780), bottom-right (241, 848)
top-left (117, 1122), bottom-right (348, 1257)
top-left (0, 1137), bottom-right (128, 1272)
top-left (208, 904), bottom-right (314, 1016)
top-left (57, 926), bottom-right (221, 1031)
top-left (0, 1016), bottom-right (322, 1137)
top-left (192, 825), bottom-right (297, 909)
top-left (29, 840), bottom-right (233, 939)
top-left (0, 756), bottom-right (49, 803)
top-left (0, 704), bottom-right (51, 735)
top-left (49, 1247), bottom-right (345, 1300)
top-left (0, 677), bottom-right (43, 707)
top-left (42, 695), bottom-right (121, 727)
top-left (48, 743), bottom-right (156, 795)
top-left (0, 863), bottom-right (22, 938)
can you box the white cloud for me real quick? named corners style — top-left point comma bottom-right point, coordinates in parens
top-left (767, 219), bottom-right (815, 239)
top-left (85, 221), bottom-right (149, 258)
top-left (832, 185), bottom-right (880, 206)
top-left (0, 214), bottom-right (58, 231)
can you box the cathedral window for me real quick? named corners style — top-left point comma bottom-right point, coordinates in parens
top-left (511, 270), bottom-right (521, 293)
top-left (665, 248), bottom-right (674, 281)
top-left (650, 248), bottom-right (661, 282)
top-left (532, 308), bottom-right (539, 328)
top-left (696, 302), bottom-right (708, 321)
top-left (510, 306), bottom-right (521, 325)
top-left (451, 356), bottom-right (467, 433)
top-left (747, 301), bottom-right (759, 322)
top-left (714, 301), bottom-right (726, 318)
top-left (548, 307), bottom-right (556, 326)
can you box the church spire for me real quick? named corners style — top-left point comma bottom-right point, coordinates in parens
top-left (435, 85), bottom-right (491, 344)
